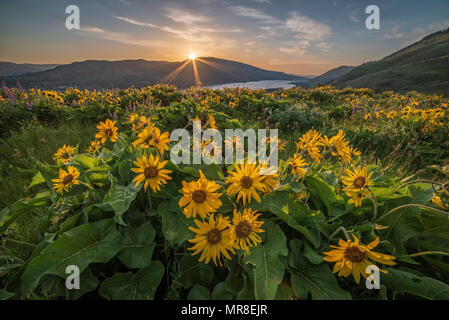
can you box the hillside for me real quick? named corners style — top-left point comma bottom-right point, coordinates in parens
top-left (299, 66), bottom-right (354, 88)
top-left (0, 62), bottom-right (58, 77)
top-left (332, 29), bottom-right (449, 94)
top-left (0, 57), bottom-right (307, 89)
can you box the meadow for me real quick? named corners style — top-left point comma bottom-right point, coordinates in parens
top-left (0, 84), bottom-right (448, 300)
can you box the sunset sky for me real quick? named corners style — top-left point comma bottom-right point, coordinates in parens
top-left (1, 0), bottom-right (448, 75)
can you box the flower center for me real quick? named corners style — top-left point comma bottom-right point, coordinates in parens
top-left (206, 228), bottom-right (222, 245)
top-left (62, 174), bottom-right (74, 185)
top-left (240, 176), bottom-right (253, 189)
top-left (144, 135), bottom-right (154, 144)
top-left (62, 153), bottom-right (72, 159)
top-left (106, 129), bottom-right (113, 137)
top-left (353, 177), bottom-right (366, 189)
top-left (344, 246), bottom-right (366, 263)
top-left (192, 189), bottom-right (207, 203)
top-left (235, 221), bottom-right (252, 238)
top-left (144, 166), bottom-right (159, 179)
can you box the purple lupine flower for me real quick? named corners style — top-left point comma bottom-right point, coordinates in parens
top-left (26, 102), bottom-right (33, 111)
top-left (17, 81), bottom-right (25, 96)
top-left (6, 88), bottom-right (17, 105)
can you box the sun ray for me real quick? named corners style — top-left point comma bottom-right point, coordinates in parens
top-left (162, 60), bottom-right (190, 84)
top-left (192, 58), bottom-right (201, 87)
top-left (196, 58), bottom-right (235, 76)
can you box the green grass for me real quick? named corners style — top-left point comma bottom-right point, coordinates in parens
top-left (0, 120), bottom-right (97, 210)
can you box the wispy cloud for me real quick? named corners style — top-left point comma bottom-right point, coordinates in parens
top-left (115, 16), bottom-right (158, 28)
top-left (79, 26), bottom-right (166, 47)
top-left (350, 9), bottom-right (360, 23)
top-left (229, 6), bottom-right (279, 23)
top-left (115, 15), bottom-right (241, 43)
top-left (285, 12), bottom-right (332, 41)
top-left (165, 8), bottom-right (209, 24)
top-left (279, 40), bottom-right (310, 56)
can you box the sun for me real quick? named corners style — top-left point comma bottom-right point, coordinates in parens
top-left (189, 53), bottom-right (197, 60)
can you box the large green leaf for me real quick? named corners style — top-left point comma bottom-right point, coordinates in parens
top-left (242, 220), bottom-right (288, 300)
top-left (288, 239), bottom-right (351, 300)
top-left (0, 289), bottom-right (15, 300)
top-left (0, 191), bottom-right (51, 233)
top-left (72, 154), bottom-right (101, 170)
top-left (304, 176), bottom-right (346, 218)
top-left (21, 219), bottom-right (121, 295)
top-left (28, 172), bottom-right (45, 188)
top-left (187, 284), bottom-right (212, 300)
top-left (117, 221), bottom-right (156, 269)
top-left (100, 178), bottom-right (139, 226)
top-left (253, 191), bottom-right (322, 248)
top-left (178, 254), bottom-right (214, 289)
top-left (99, 261), bottom-right (164, 300)
top-left (382, 268), bottom-right (449, 299)
top-left (158, 200), bottom-right (194, 246)
top-left (377, 184), bottom-right (434, 256)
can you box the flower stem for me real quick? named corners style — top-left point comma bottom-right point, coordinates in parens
top-left (396, 179), bottom-right (447, 191)
top-left (377, 204), bottom-right (449, 222)
top-left (399, 251), bottom-right (449, 259)
top-left (330, 226), bottom-right (351, 241)
top-left (366, 187), bottom-right (378, 221)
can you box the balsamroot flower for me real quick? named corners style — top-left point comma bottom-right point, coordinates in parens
top-left (229, 209), bottom-right (264, 252)
top-left (53, 145), bottom-right (76, 164)
top-left (95, 119), bottom-right (118, 144)
top-left (131, 154), bottom-right (172, 192)
top-left (179, 170), bottom-right (222, 219)
top-left (188, 214), bottom-right (236, 266)
top-left (323, 236), bottom-right (396, 284)
top-left (52, 166), bottom-right (80, 194)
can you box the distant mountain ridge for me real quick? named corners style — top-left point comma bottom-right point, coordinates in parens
top-left (0, 57), bottom-right (308, 89)
top-left (0, 62), bottom-right (59, 77)
top-left (298, 65), bottom-right (355, 88)
top-left (332, 28), bottom-right (449, 94)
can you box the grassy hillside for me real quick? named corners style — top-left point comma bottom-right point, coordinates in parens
top-left (299, 65), bottom-right (354, 88)
top-left (333, 29), bottom-right (449, 94)
top-left (0, 62), bottom-right (58, 77)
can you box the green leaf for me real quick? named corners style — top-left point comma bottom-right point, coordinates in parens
top-left (236, 272), bottom-right (255, 300)
top-left (382, 268), bottom-right (449, 299)
top-left (242, 220), bottom-right (288, 300)
top-left (253, 191), bottom-right (322, 248)
top-left (72, 154), bottom-right (101, 169)
top-left (0, 191), bottom-right (51, 233)
top-left (158, 200), bottom-right (194, 246)
top-left (288, 239), bottom-right (351, 300)
top-left (21, 219), bottom-right (121, 295)
top-left (101, 178), bottom-right (138, 226)
top-left (0, 289), bottom-right (15, 300)
top-left (117, 221), bottom-right (156, 269)
top-left (378, 184), bottom-right (434, 256)
top-left (99, 261), bottom-right (164, 300)
top-left (304, 176), bottom-right (345, 218)
top-left (28, 172), bottom-right (45, 188)
top-left (178, 254), bottom-right (214, 289)
top-left (211, 282), bottom-right (234, 300)
top-left (187, 284), bottom-right (211, 300)
top-left (69, 268), bottom-right (99, 300)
